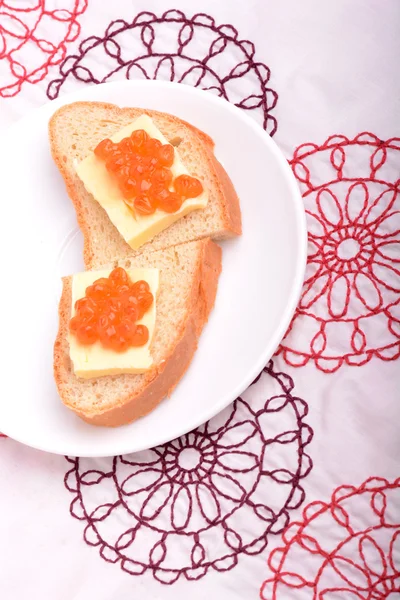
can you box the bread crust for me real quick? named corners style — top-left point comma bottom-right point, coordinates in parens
top-left (54, 239), bottom-right (222, 426)
top-left (48, 101), bottom-right (241, 268)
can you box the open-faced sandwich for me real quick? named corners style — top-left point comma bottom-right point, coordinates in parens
top-left (49, 101), bottom-right (242, 426)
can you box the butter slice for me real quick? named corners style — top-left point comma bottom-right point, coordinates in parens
top-left (69, 268), bottom-right (159, 379)
top-left (76, 115), bottom-right (208, 250)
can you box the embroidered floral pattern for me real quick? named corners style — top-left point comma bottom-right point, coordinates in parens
top-left (261, 477), bottom-right (400, 599)
top-left (46, 9), bottom-right (278, 133)
top-left (279, 133), bottom-right (400, 372)
top-left (0, 0), bottom-right (87, 97)
top-left (64, 361), bottom-right (312, 584)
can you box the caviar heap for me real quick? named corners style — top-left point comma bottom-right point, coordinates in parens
top-left (70, 267), bottom-right (154, 352)
top-left (94, 130), bottom-right (203, 216)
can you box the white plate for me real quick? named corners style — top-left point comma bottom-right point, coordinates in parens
top-left (0, 81), bottom-right (306, 457)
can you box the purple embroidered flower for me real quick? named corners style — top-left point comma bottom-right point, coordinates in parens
top-left (47, 9), bottom-right (278, 134)
top-left (65, 361), bottom-right (312, 584)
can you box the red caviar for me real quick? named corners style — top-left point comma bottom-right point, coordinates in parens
top-left (174, 174), bottom-right (204, 198)
top-left (94, 130), bottom-right (203, 215)
top-left (69, 267), bottom-right (154, 352)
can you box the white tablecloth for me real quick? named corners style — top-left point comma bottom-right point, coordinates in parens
top-left (1, 1), bottom-right (399, 598)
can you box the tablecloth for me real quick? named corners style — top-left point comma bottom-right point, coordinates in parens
top-left (1, 1), bottom-right (399, 598)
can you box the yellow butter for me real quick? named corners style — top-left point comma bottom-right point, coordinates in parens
top-left (69, 268), bottom-right (159, 379)
top-left (75, 115), bottom-right (208, 250)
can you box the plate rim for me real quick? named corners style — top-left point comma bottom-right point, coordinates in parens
top-left (0, 80), bottom-right (307, 456)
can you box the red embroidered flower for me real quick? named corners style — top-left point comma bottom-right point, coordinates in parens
top-left (279, 133), bottom-right (400, 372)
top-left (261, 477), bottom-right (400, 600)
top-left (0, 0), bottom-right (87, 97)
top-left (46, 9), bottom-right (278, 134)
top-left (65, 361), bottom-right (312, 584)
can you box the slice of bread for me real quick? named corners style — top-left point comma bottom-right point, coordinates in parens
top-left (49, 101), bottom-right (241, 269)
top-left (54, 238), bottom-right (222, 426)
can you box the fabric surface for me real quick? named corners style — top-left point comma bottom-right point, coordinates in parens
top-left (0, 1), bottom-right (399, 598)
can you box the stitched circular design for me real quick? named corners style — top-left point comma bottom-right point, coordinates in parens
top-left (279, 133), bottom-right (400, 372)
top-left (261, 477), bottom-right (400, 599)
top-left (0, 0), bottom-right (87, 98)
top-left (46, 9), bottom-right (278, 134)
top-left (64, 361), bottom-right (312, 584)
